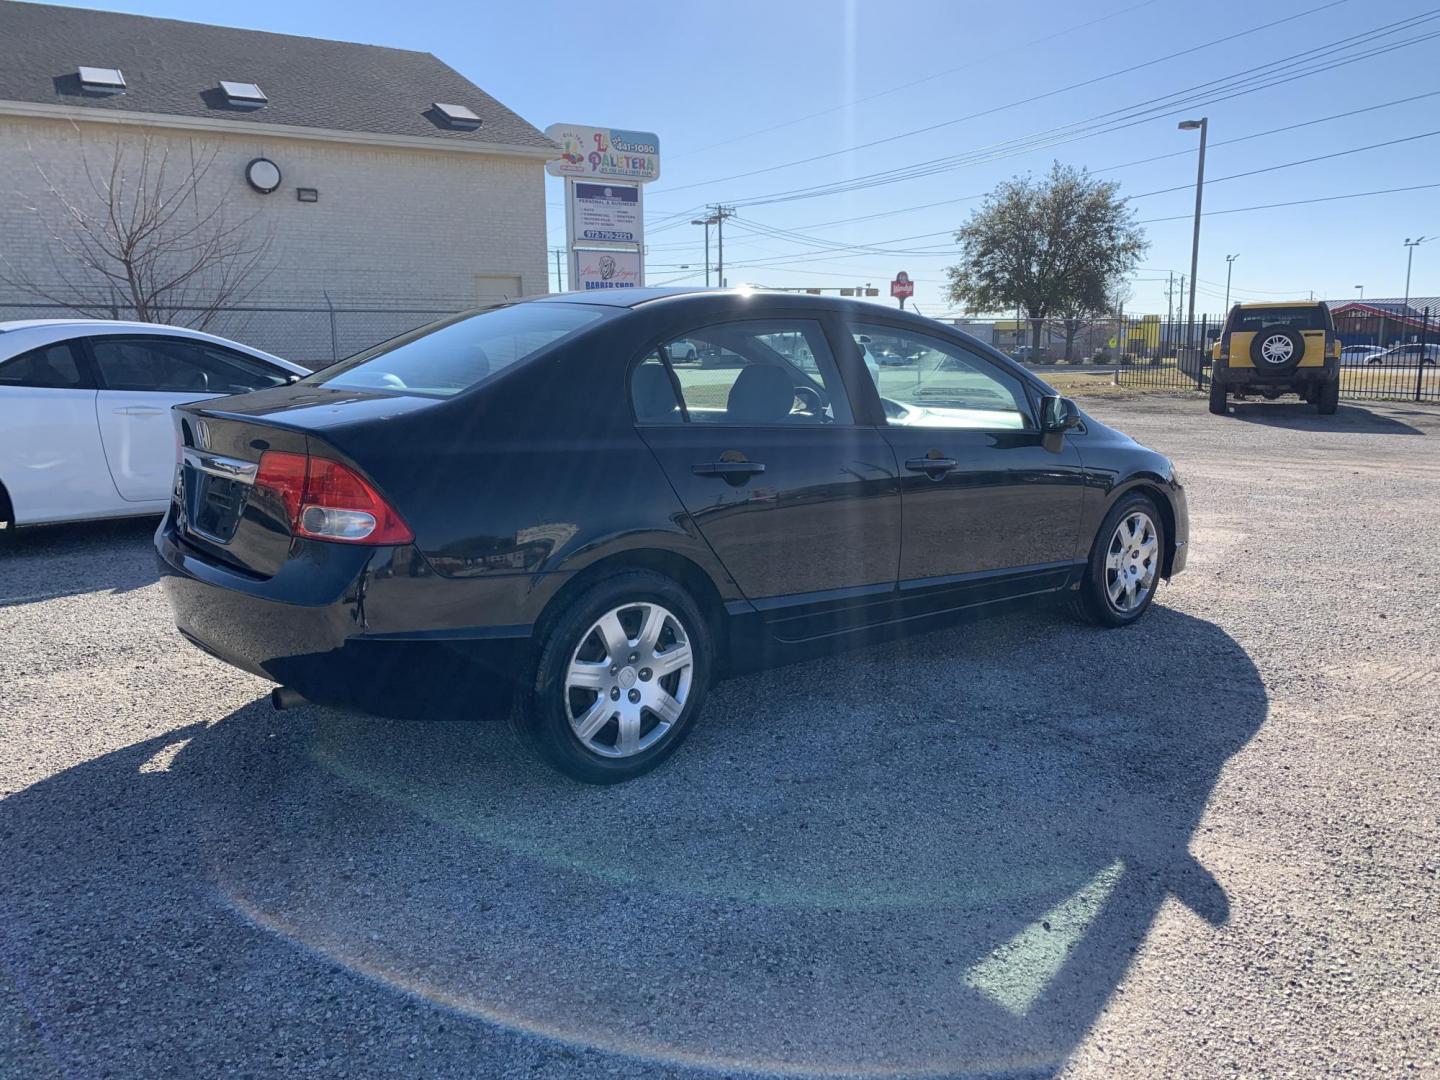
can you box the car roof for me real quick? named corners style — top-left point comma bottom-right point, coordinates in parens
top-left (0, 319), bottom-right (306, 372)
top-left (532, 286), bottom-right (910, 312)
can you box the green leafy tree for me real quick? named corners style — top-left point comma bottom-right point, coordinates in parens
top-left (945, 163), bottom-right (1147, 360)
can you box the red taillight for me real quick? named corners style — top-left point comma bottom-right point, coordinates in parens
top-left (254, 451), bottom-right (413, 545)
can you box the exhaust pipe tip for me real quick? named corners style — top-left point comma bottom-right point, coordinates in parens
top-left (271, 686), bottom-right (309, 711)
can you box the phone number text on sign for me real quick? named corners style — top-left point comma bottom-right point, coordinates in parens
top-left (573, 182), bottom-right (640, 243)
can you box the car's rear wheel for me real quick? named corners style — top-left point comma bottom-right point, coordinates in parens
top-left (1316, 377), bottom-right (1340, 415)
top-left (1070, 494), bottom-right (1165, 628)
top-left (1208, 378), bottom-right (1227, 415)
top-left (515, 570), bottom-right (712, 783)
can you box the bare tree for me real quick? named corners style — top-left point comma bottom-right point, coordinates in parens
top-left (0, 127), bottom-right (272, 329)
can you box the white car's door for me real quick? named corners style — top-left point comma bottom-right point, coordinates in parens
top-left (0, 339), bottom-right (123, 525)
top-left (89, 335), bottom-right (293, 503)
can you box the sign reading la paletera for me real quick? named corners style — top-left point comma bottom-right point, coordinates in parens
top-left (545, 124), bottom-right (660, 182)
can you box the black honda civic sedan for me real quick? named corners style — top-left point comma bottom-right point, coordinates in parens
top-left (157, 288), bottom-right (1187, 783)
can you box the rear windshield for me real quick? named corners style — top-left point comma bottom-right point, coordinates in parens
top-left (303, 302), bottom-right (610, 397)
top-left (1229, 306), bottom-right (1327, 333)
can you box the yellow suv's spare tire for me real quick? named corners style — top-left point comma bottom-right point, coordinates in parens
top-left (1250, 325), bottom-right (1305, 373)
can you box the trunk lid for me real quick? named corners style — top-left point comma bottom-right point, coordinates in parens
top-left (172, 385), bottom-right (439, 578)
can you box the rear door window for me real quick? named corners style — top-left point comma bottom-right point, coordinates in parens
top-left (91, 337), bottom-right (289, 393)
top-left (306, 303), bottom-right (610, 397)
top-left (0, 341), bottom-right (89, 388)
top-left (632, 319), bottom-right (852, 426)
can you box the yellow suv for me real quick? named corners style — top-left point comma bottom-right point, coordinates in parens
top-left (1209, 300), bottom-right (1341, 415)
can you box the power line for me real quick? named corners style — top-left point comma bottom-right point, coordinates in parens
top-left (743, 89), bottom-right (1440, 237)
top-left (667, 0), bottom-right (1168, 160)
top-left (1135, 182), bottom-right (1440, 224)
top-left (655, 0), bottom-right (1365, 197)
top-left (718, 15), bottom-right (1440, 210)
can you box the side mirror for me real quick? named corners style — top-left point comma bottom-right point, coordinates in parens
top-left (1040, 395), bottom-right (1082, 434)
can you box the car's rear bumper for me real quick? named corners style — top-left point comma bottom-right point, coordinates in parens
top-left (1213, 356), bottom-right (1337, 386)
top-left (156, 518), bottom-right (534, 720)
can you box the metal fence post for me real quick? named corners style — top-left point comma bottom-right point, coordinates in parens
top-left (1417, 306), bottom-right (1431, 403)
top-left (323, 290), bottom-right (339, 365)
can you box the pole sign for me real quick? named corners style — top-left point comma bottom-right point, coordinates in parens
top-left (573, 249), bottom-right (642, 291)
top-left (547, 123), bottom-right (660, 291)
top-left (570, 182), bottom-right (641, 243)
top-left (544, 125), bottom-right (660, 182)
top-left (890, 271), bottom-right (915, 301)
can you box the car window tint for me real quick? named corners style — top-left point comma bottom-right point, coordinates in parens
top-left (0, 342), bottom-right (86, 388)
top-left (91, 337), bottom-right (284, 393)
top-left (630, 354), bottom-right (683, 424)
top-left (305, 303), bottom-right (609, 398)
top-left (846, 324), bottom-right (1033, 430)
top-left (650, 319), bottom-right (852, 426)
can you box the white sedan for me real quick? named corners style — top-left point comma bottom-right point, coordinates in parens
top-left (0, 320), bottom-right (308, 529)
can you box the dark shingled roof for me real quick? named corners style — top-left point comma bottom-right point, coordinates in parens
top-left (0, 1), bottom-right (553, 150)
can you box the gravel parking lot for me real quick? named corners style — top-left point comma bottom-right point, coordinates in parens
top-left (2, 394), bottom-right (1437, 1079)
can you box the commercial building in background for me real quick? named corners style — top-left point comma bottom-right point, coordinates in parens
top-left (0, 2), bottom-right (553, 365)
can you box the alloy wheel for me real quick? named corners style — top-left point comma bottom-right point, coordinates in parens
top-left (1105, 511), bottom-right (1159, 614)
top-left (1259, 333), bottom-right (1295, 366)
top-left (564, 602), bottom-right (694, 758)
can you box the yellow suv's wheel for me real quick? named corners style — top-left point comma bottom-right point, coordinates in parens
top-left (1250, 325), bottom-right (1305, 374)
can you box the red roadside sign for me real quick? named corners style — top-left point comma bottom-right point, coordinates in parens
top-left (890, 271), bottom-right (914, 300)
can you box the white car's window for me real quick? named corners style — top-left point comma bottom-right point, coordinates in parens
top-left (91, 337), bottom-right (288, 394)
top-left (0, 342), bottom-right (88, 389)
top-left (845, 324), bottom-right (1034, 430)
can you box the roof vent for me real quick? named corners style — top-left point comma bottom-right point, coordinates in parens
top-left (77, 66), bottom-right (126, 94)
top-left (220, 81), bottom-right (268, 108)
top-left (433, 102), bottom-right (481, 130)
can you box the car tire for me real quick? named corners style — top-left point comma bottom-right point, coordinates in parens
top-left (1069, 492), bottom-right (1166, 629)
top-left (1316, 377), bottom-right (1340, 415)
top-left (1249, 325), bottom-right (1305, 374)
top-left (1208, 379), bottom-right (1228, 415)
top-left (514, 570), bottom-right (713, 784)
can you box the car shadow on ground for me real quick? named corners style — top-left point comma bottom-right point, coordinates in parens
top-left (1227, 401), bottom-right (1426, 434)
top-left (0, 516), bottom-right (160, 608)
top-left (0, 604), bottom-right (1266, 1078)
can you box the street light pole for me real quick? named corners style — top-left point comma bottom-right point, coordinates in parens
top-left (1224, 253), bottom-right (1239, 314)
top-left (1404, 236), bottom-right (1430, 314)
top-left (1355, 285), bottom-right (1364, 300)
top-left (690, 218), bottom-right (714, 287)
top-left (1179, 117), bottom-right (1208, 350)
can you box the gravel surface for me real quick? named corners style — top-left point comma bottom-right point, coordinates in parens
top-left (1, 395), bottom-right (1437, 1079)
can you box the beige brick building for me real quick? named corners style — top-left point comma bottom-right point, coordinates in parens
top-left (0, 2), bottom-right (554, 365)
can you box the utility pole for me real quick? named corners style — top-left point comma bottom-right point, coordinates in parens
top-left (1179, 117), bottom-right (1208, 351)
top-left (551, 248), bottom-right (566, 293)
top-left (706, 204), bottom-right (735, 287)
top-left (1224, 253), bottom-right (1239, 315)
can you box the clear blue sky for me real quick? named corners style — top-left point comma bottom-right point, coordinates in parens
top-left (46, 0), bottom-right (1440, 316)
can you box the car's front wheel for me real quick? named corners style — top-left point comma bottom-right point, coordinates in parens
top-left (1071, 494), bottom-right (1166, 628)
top-left (515, 570), bottom-right (712, 783)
